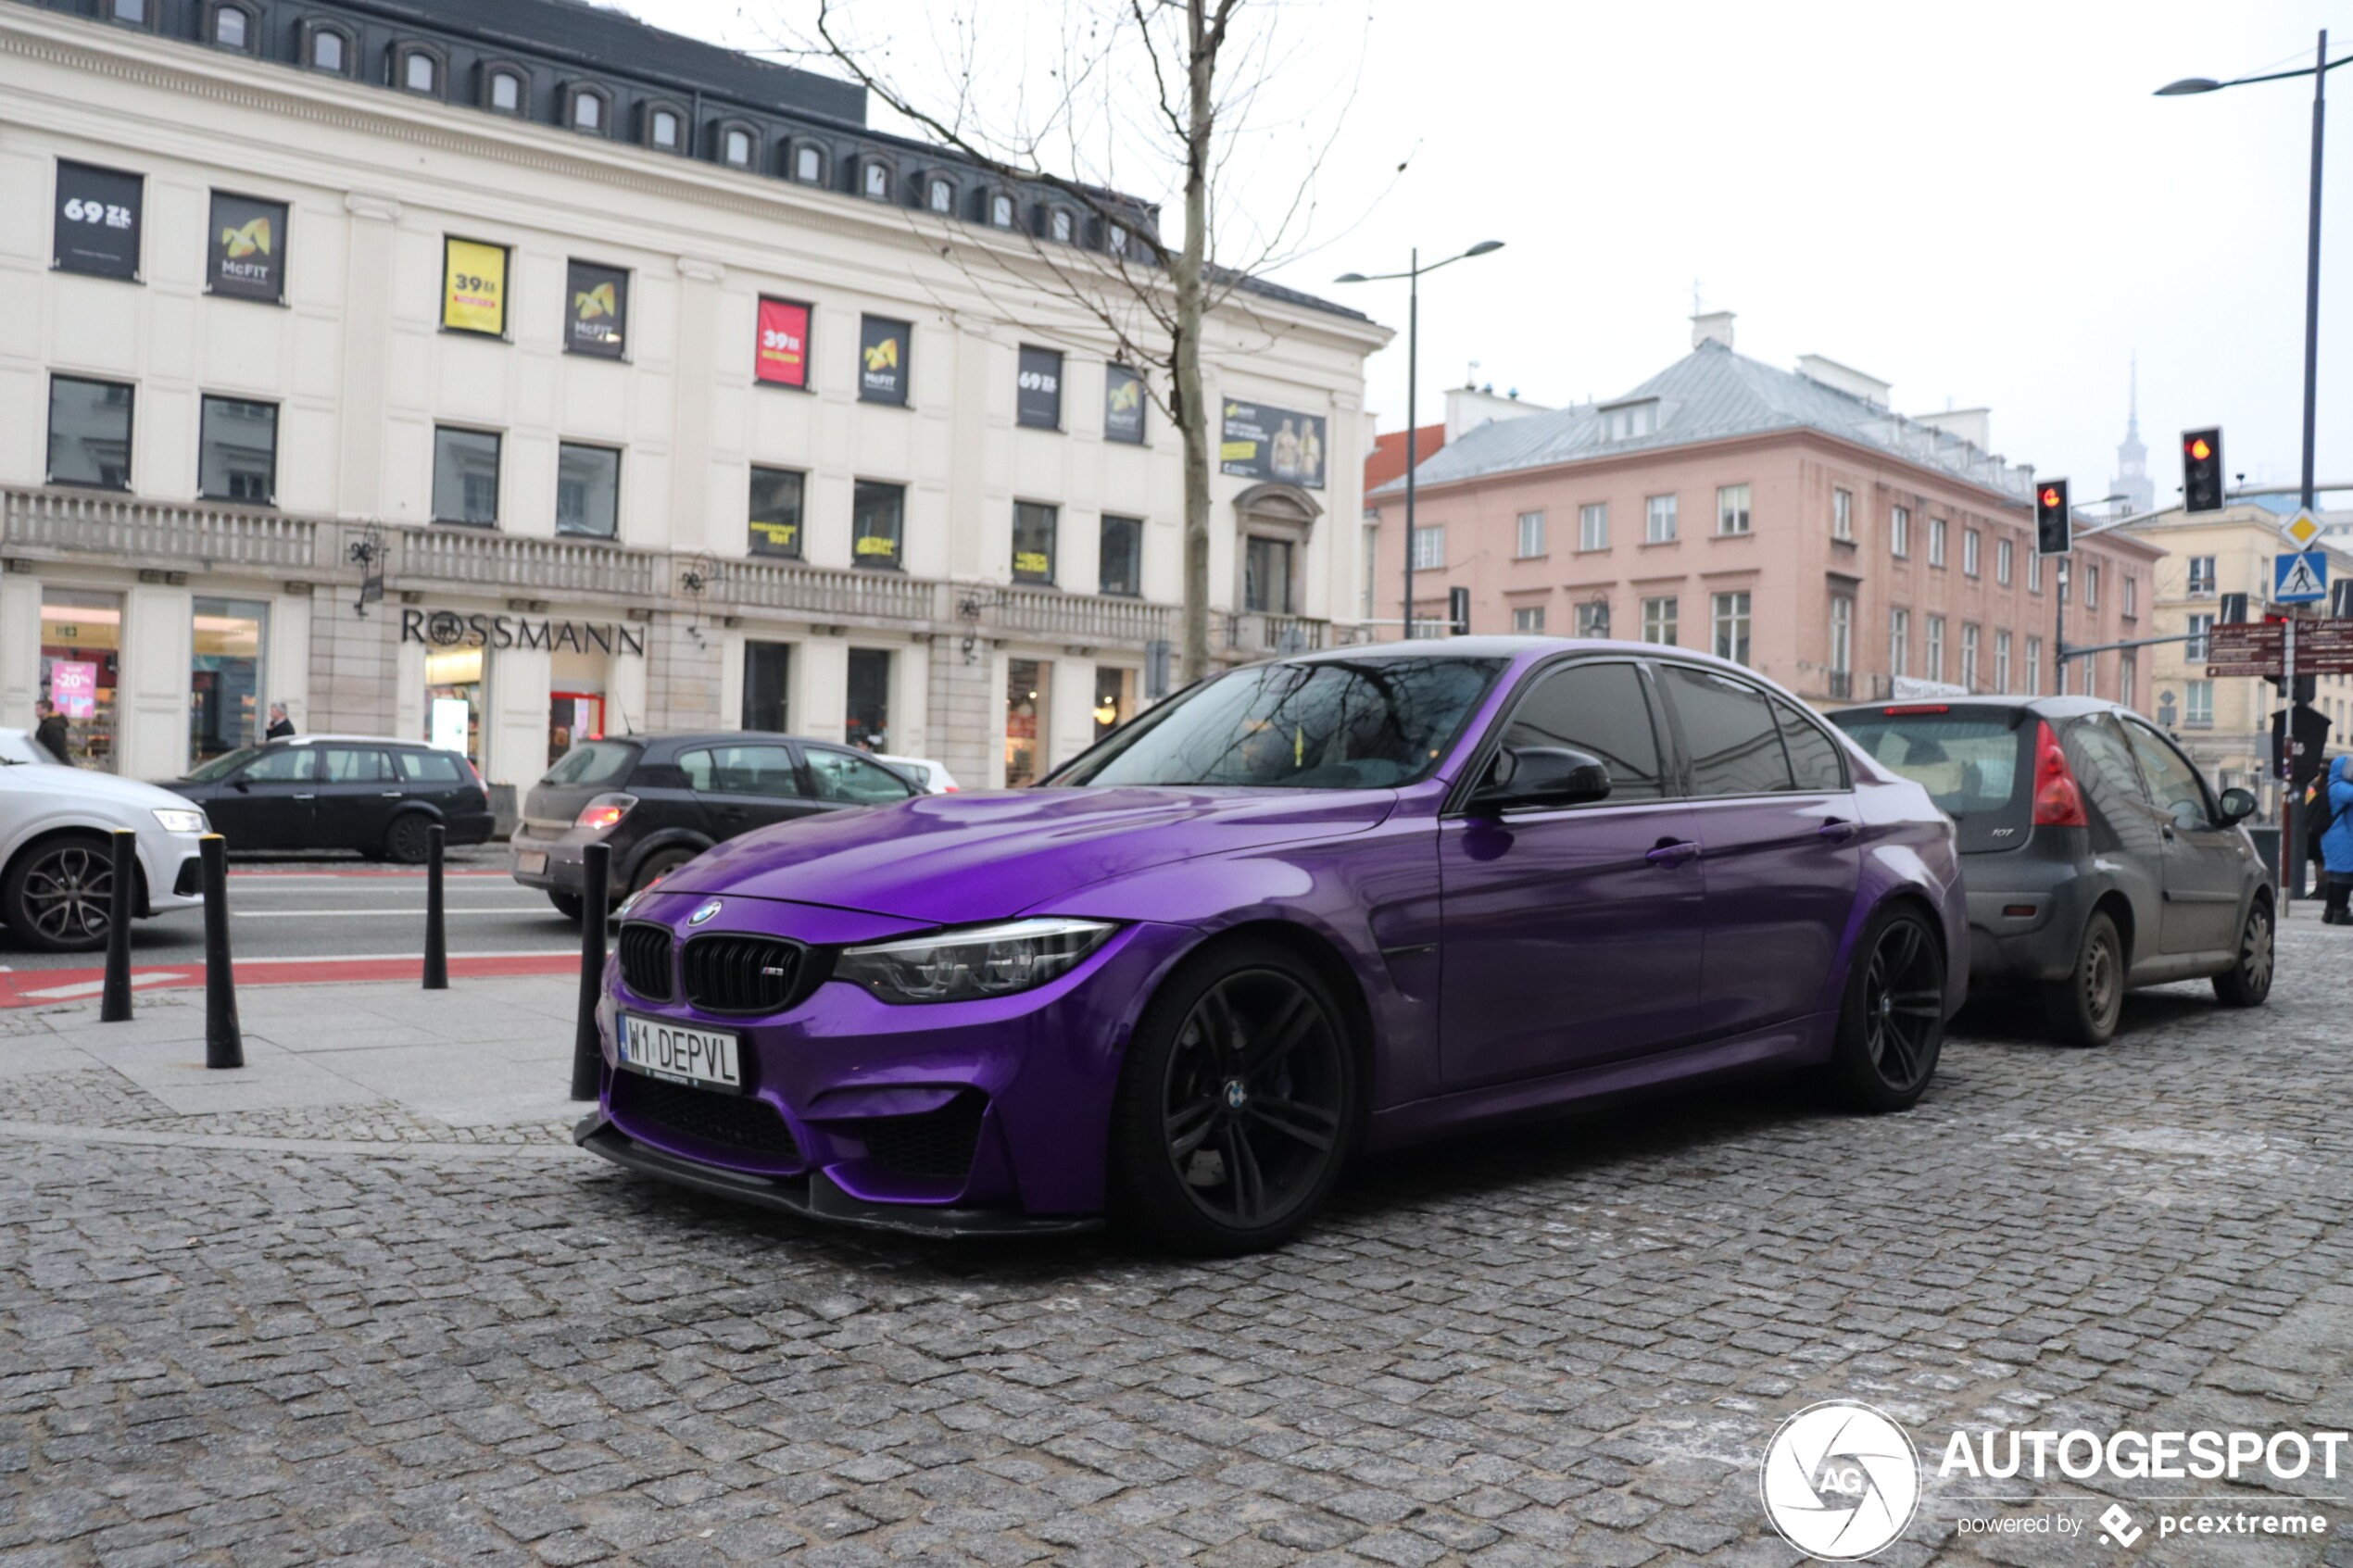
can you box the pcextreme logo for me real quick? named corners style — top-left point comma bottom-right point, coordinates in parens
top-left (1759, 1401), bottom-right (1921, 1562)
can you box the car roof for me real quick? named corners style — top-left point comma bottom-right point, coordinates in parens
top-left (1826, 695), bottom-right (2130, 721)
top-left (624, 731), bottom-right (869, 758)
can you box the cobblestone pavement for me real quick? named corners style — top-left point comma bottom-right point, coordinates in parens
top-left (3, 923), bottom-right (2351, 1568)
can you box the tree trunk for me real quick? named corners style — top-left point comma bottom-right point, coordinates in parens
top-left (1176, 0), bottom-right (1214, 685)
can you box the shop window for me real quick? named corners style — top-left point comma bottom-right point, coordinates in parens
top-left (424, 646), bottom-right (484, 766)
top-left (209, 2), bottom-right (255, 53)
top-left (40, 587), bottom-right (123, 772)
top-left (432, 426), bottom-right (501, 526)
top-left (1012, 501), bottom-right (1057, 585)
top-left (548, 692), bottom-right (603, 768)
top-left (189, 596), bottom-right (270, 766)
top-left (1099, 514), bottom-right (1142, 597)
top-left (851, 480), bottom-right (904, 569)
top-left (303, 21), bottom-right (349, 74)
top-left (47, 375), bottom-right (134, 491)
top-left (1094, 666), bottom-right (1137, 741)
top-left (846, 648), bottom-right (891, 751)
top-left (1244, 535), bottom-right (1295, 615)
top-left (742, 640), bottom-right (791, 732)
top-left (748, 466), bottom-right (805, 558)
top-left (1005, 659), bottom-right (1051, 786)
top-left (556, 442), bottom-right (621, 539)
top-left (198, 395), bottom-right (278, 505)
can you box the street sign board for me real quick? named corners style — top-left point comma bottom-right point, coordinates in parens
top-left (2274, 551), bottom-right (2328, 604)
top-left (2279, 508), bottom-right (2324, 549)
top-left (2207, 614), bottom-right (2353, 676)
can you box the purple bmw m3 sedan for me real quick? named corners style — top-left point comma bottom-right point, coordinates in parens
top-left (574, 639), bottom-right (1967, 1254)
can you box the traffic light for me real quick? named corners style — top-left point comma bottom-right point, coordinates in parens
top-left (2183, 427), bottom-right (2224, 513)
top-left (2034, 478), bottom-right (2071, 556)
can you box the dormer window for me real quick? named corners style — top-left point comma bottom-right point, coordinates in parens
top-left (480, 66), bottom-right (524, 114)
top-left (926, 176), bottom-right (953, 214)
top-left (396, 44), bottom-right (444, 98)
top-left (563, 84), bottom-right (610, 135)
top-left (989, 192), bottom-right (1013, 228)
top-left (1048, 207), bottom-right (1075, 244)
top-left (108, 0), bottom-right (151, 28)
top-left (724, 127), bottom-right (755, 168)
top-left (860, 158), bottom-right (892, 201)
top-left (791, 142), bottom-right (826, 184)
top-left (647, 107), bottom-right (680, 151)
top-left (1603, 399), bottom-right (1658, 441)
top-left (1107, 222), bottom-right (1129, 258)
top-left (209, 2), bottom-right (253, 52)
top-left (303, 20), bottom-right (350, 73)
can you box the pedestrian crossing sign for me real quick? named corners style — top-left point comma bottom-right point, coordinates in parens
top-left (2274, 550), bottom-right (2328, 604)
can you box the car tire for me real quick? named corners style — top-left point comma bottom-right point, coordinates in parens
top-left (627, 848), bottom-right (695, 897)
top-left (2, 834), bottom-right (120, 954)
top-left (547, 891), bottom-right (585, 924)
top-left (2212, 898), bottom-right (2274, 1008)
top-left (1106, 940), bottom-right (1358, 1257)
top-left (1824, 902), bottom-right (1946, 1112)
top-left (2045, 909), bottom-right (2125, 1047)
top-left (382, 814), bottom-right (434, 865)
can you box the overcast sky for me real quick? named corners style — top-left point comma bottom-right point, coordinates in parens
top-left (634, 0), bottom-right (2352, 506)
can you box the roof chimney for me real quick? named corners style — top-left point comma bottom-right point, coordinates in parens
top-left (1691, 310), bottom-right (1736, 350)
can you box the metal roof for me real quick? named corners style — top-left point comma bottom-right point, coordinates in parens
top-left (1374, 340), bottom-right (2035, 504)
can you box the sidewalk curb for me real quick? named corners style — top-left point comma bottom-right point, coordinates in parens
top-left (0, 1119), bottom-right (580, 1160)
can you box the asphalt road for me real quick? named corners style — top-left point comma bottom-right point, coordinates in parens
top-left (0, 844), bottom-right (581, 972)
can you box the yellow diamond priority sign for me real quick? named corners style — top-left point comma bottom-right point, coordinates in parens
top-left (2280, 508), bottom-right (2323, 548)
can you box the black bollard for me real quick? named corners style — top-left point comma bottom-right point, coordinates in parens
top-left (199, 834), bottom-right (243, 1069)
top-left (99, 829), bottom-right (136, 1023)
top-left (569, 841), bottom-right (611, 1101)
top-left (422, 823), bottom-right (447, 991)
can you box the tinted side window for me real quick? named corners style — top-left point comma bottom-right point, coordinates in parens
top-left (396, 750), bottom-right (464, 783)
top-left (319, 747), bottom-right (387, 783)
top-left (1659, 666), bottom-right (1793, 797)
top-left (2123, 719), bottom-right (2211, 823)
top-left (1774, 699), bottom-right (1847, 792)
top-left (2065, 714), bottom-right (2148, 810)
top-left (808, 748), bottom-right (918, 805)
top-left (241, 748), bottom-right (315, 783)
top-left (687, 745), bottom-right (803, 798)
top-left (1499, 661), bottom-right (1667, 802)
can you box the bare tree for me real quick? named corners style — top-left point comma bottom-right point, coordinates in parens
top-left (779, 0), bottom-right (1364, 683)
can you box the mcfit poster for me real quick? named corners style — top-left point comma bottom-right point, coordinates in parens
top-left (1220, 401), bottom-right (1327, 488)
top-left (208, 192), bottom-right (285, 303)
top-left (1104, 365), bottom-right (1147, 445)
top-left (860, 316), bottom-right (910, 405)
top-left (442, 238), bottom-right (508, 335)
top-left (53, 161), bottom-right (143, 280)
top-left (756, 298), bottom-right (811, 388)
top-left (565, 260), bottom-right (628, 358)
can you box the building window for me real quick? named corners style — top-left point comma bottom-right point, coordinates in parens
top-left (2122, 574), bottom-right (2137, 617)
top-left (1994, 631), bottom-right (2012, 693)
top-left (554, 444), bottom-right (620, 539)
top-left (647, 106), bottom-right (682, 152)
top-left (846, 648), bottom-right (891, 751)
top-left (1963, 528), bottom-right (1981, 577)
top-left (2119, 649), bottom-right (2136, 704)
top-left (197, 395), bottom-right (277, 505)
top-left (861, 159), bottom-right (891, 200)
top-left (209, 2), bottom-right (253, 52)
top-left (53, 160), bottom-right (143, 282)
top-left (1575, 600), bottom-right (1609, 637)
top-left (2025, 635), bottom-right (2043, 695)
top-left (851, 480), bottom-right (904, 569)
top-left (2187, 556), bottom-right (2217, 596)
top-left (1996, 535), bottom-right (2013, 585)
top-left (1410, 525), bottom-right (1443, 571)
top-left (1005, 659), bottom-right (1050, 785)
top-left (724, 127), bottom-right (755, 168)
top-left (1100, 515), bottom-right (1143, 596)
top-left (1515, 606), bottom-right (1548, 633)
top-left (188, 595), bottom-right (270, 765)
top-left (2185, 679), bottom-right (2213, 728)
top-left (1890, 505), bottom-right (1910, 557)
top-left (304, 22), bottom-right (349, 73)
top-left (1516, 510), bottom-right (1545, 558)
top-left (565, 85), bottom-right (609, 134)
top-left (1645, 493), bottom-right (1678, 543)
top-left (2029, 550), bottom-right (2044, 594)
top-left (432, 427), bottom-right (500, 526)
top-left (485, 68), bottom-right (522, 114)
top-left (989, 192), bottom-right (1014, 228)
top-left (564, 259), bottom-right (628, 358)
top-left (926, 176), bottom-right (953, 214)
top-left (46, 374), bottom-right (134, 491)
top-left (1925, 615), bottom-right (1944, 683)
top-left (1717, 483), bottom-right (1751, 536)
top-left (742, 641), bottom-right (790, 732)
top-left (793, 143), bottom-right (826, 184)
top-left (1961, 623), bottom-right (1981, 691)
top-left (1015, 345), bottom-right (1063, 430)
top-left (1012, 501), bottom-right (1057, 584)
top-left (748, 466), bottom-right (804, 558)
top-left (1832, 487), bottom-right (1853, 541)
top-left (1888, 608), bottom-right (1910, 678)
top-left (1604, 401), bottom-right (1657, 441)
top-left (1711, 591), bottom-right (1751, 664)
top-left (2082, 562), bottom-right (2099, 609)
top-left (39, 586), bottom-right (123, 771)
top-left (1641, 596), bottom-right (1678, 646)
top-left (1579, 502), bottom-right (1608, 551)
top-left (108, 0), bottom-right (148, 25)
top-left (1929, 517), bottom-right (1947, 567)
top-left (1829, 596), bottom-right (1853, 694)
top-left (398, 46), bottom-right (442, 97)
top-left (2185, 613), bottom-right (2215, 662)
top-left (1107, 222), bottom-right (1129, 258)
top-left (1049, 207), bottom-right (1075, 243)
top-left (1245, 536), bottom-right (1296, 615)
top-left (1095, 666), bottom-right (1137, 740)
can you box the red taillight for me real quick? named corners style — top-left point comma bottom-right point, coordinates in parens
top-left (943, 784), bottom-right (959, 792)
top-left (1881, 704), bottom-right (1950, 715)
top-left (2030, 720), bottom-right (2086, 827)
top-left (574, 792), bottom-right (636, 832)
top-left (466, 759), bottom-right (490, 801)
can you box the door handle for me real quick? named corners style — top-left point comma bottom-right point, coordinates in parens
top-left (380, 791), bottom-right (404, 798)
top-left (1644, 838), bottom-right (1700, 868)
top-left (1818, 819), bottom-right (1858, 843)
top-left (292, 793), bottom-right (315, 801)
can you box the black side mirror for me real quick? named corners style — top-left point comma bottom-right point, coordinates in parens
top-left (2218, 786), bottom-right (2258, 824)
top-left (1472, 746), bottom-right (1612, 812)
top-left (231, 777), bottom-right (252, 793)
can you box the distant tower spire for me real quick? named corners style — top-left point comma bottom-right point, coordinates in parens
top-left (2110, 352), bottom-right (2153, 515)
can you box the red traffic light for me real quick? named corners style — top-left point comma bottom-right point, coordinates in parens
top-left (2187, 436), bottom-right (2212, 461)
top-left (2039, 486), bottom-right (2061, 508)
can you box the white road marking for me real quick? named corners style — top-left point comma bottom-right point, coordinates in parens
top-left (234, 907), bottom-right (554, 918)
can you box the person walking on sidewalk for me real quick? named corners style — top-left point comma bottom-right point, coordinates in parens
top-left (2322, 754), bottom-right (2353, 925)
top-left (264, 701), bottom-right (295, 740)
top-left (32, 699), bottom-right (69, 764)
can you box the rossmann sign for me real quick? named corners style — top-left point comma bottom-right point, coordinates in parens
top-left (399, 608), bottom-right (647, 656)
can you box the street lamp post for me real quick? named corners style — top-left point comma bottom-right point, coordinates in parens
top-left (1337, 241), bottom-right (1504, 640)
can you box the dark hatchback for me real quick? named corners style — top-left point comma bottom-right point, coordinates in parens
top-left (161, 735), bottom-right (495, 860)
top-left (1830, 696), bottom-right (2272, 1046)
top-left (510, 733), bottom-right (921, 920)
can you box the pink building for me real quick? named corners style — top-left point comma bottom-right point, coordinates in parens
top-left (1365, 316), bottom-right (2159, 711)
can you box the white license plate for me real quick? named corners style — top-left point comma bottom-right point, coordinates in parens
top-left (517, 850), bottom-right (548, 874)
top-left (617, 1014), bottom-right (742, 1092)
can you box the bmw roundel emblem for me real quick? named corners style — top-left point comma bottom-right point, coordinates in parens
top-left (687, 898), bottom-right (723, 927)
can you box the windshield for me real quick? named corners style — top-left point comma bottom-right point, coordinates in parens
top-left (1053, 657), bottom-right (1504, 790)
top-left (182, 746), bottom-right (262, 782)
top-left (540, 740), bottom-right (640, 787)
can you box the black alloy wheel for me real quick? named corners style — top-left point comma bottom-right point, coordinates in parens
top-left (4, 835), bottom-right (118, 953)
top-left (1826, 905), bottom-right (1945, 1111)
top-left (2213, 898), bottom-right (2274, 1008)
top-left (1111, 943), bottom-right (1357, 1254)
top-left (383, 814), bottom-right (434, 864)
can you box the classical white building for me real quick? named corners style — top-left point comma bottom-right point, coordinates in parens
top-left (0, 0), bottom-right (1386, 800)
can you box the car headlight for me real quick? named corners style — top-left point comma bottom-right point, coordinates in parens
top-left (835, 917), bottom-right (1116, 1004)
top-left (152, 809), bottom-right (208, 834)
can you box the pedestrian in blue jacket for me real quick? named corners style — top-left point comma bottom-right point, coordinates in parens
top-left (2323, 753), bottom-right (2353, 925)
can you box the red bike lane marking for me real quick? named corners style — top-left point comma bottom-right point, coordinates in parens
top-left (0, 952), bottom-right (578, 1010)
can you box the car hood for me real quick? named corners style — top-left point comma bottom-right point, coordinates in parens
top-left (1, 764), bottom-right (208, 818)
top-left (660, 786), bottom-right (1397, 924)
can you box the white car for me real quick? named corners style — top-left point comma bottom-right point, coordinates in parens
top-left (873, 753), bottom-right (961, 793)
top-left (0, 732), bottom-right (210, 952)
